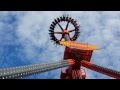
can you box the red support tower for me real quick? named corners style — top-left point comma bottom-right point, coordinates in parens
top-left (60, 46), bottom-right (93, 79)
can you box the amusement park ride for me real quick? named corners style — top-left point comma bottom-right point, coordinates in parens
top-left (0, 15), bottom-right (120, 79)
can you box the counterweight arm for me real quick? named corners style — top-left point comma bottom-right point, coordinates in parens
top-left (80, 60), bottom-right (120, 79)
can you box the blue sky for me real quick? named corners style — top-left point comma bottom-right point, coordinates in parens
top-left (0, 11), bottom-right (120, 79)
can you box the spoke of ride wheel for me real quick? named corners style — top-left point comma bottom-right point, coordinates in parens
top-left (68, 34), bottom-right (72, 40)
top-left (58, 23), bottom-right (64, 31)
top-left (65, 22), bottom-right (69, 30)
top-left (60, 35), bottom-right (63, 41)
top-left (54, 32), bottom-right (62, 34)
top-left (69, 29), bottom-right (76, 33)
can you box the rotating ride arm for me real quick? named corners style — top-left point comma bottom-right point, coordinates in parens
top-left (80, 60), bottom-right (120, 79)
top-left (0, 59), bottom-right (74, 79)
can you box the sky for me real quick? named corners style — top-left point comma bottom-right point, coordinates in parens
top-left (0, 11), bottom-right (120, 79)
